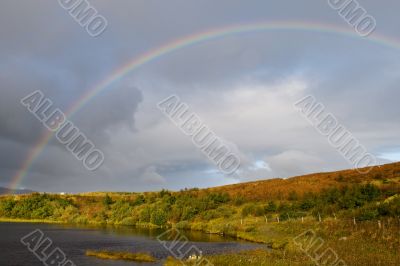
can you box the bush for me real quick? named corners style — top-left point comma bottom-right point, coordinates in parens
top-left (360, 184), bottom-right (380, 201)
top-left (233, 195), bottom-right (246, 206)
top-left (202, 210), bottom-right (221, 220)
top-left (175, 220), bottom-right (190, 230)
top-left (181, 206), bottom-right (198, 220)
top-left (300, 198), bottom-right (315, 210)
top-left (120, 217), bottom-right (137, 225)
top-left (358, 208), bottom-right (379, 221)
top-left (242, 203), bottom-right (264, 217)
top-left (109, 200), bottom-right (132, 221)
top-left (265, 201), bottom-right (277, 213)
top-left (139, 207), bottom-right (151, 222)
top-left (207, 193), bottom-right (230, 204)
top-left (0, 199), bottom-right (16, 217)
top-left (150, 208), bottom-right (168, 226)
top-left (133, 195), bottom-right (146, 206)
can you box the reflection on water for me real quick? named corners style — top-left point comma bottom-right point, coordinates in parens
top-left (0, 222), bottom-right (263, 266)
top-left (56, 222), bottom-right (240, 242)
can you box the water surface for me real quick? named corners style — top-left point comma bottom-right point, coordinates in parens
top-left (0, 222), bottom-right (262, 266)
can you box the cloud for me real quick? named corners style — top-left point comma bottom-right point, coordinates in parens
top-left (266, 150), bottom-right (326, 178)
top-left (0, 0), bottom-right (399, 192)
top-left (139, 166), bottom-right (167, 185)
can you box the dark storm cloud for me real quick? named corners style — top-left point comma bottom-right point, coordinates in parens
top-left (0, 0), bottom-right (399, 192)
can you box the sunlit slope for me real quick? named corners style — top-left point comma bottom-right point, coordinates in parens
top-left (205, 162), bottom-right (400, 201)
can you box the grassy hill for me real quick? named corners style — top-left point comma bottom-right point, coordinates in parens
top-left (0, 162), bottom-right (399, 224)
top-left (205, 162), bottom-right (400, 201)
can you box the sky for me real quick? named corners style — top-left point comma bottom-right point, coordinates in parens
top-left (0, 0), bottom-right (399, 193)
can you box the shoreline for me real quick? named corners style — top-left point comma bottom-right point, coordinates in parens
top-left (0, 217), bottom-right (271, 245)
top-left (0, 218), bottom-right (64, 224)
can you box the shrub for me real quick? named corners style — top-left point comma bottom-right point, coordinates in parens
top-left (133, 195), bottom-right (146, 206)
top-left (139, 207), bottom-right (151, 222)
top-left (358, 208), bottom-right (379, 221)
top-left (233, 195), bottom-right (246, 206)
top-left (175, 220), bottom-right (190, 230)
top-left (103, 195), bottom-right (113, 206)
top-left (150, 208), bottom-right (168, 226)
top-left (242, 203), bottom-right (264, 217)
top-left (265, 201), bottom-right (277, 213)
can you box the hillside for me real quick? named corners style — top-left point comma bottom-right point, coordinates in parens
top-left (75, 162), bottom-right (400, 200)
top-left (0, 162), bottom-right (398, 225)
top-left (205, 162), bottom-right (400, 201)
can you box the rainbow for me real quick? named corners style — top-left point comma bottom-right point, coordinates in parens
top-left (8, 20), bottom-right (400, 193)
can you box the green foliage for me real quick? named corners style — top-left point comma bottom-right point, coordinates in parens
top-left (0, 182), bottom-right (395, 227)
top-left (202, 209), bottom-right (221, 220)
top-left (278, 202), bottom-right (291, 212)
top-left (338, 185), bottom-right (380, 209)
top-left (322, 188), bottom-right (341, 204)
top-left (241, 203), bottom-right (264, 217)
top-left (207, 192), bottom-right (230, 204)
top-left (109, 200), bottom-right (132, 221)
top-left (299, 198), bottom-right (315, 210)
top-left (202, 206), bottom-right (236, 220)
top-left (159, 189), bottom-right (171, 198)
top-left (181, 206), bottom-right (198, 220)
top-left (357, 208), bottom-right (379, 221)
top-left (103, 195), bottom-right (113, 206)
top-left (264, 201), bottom-right (277, 213)
top-left (150, 208), bottom-right (168, 226)
top-left (0, 199), bottom-right (16, 216)
top-left (133, 195), bottom-right (146, 206)
top-left (360, 184), bottom-right (380, 201)
top-left (139, 207), bottom-right (151, 222)
top-left (233, 195), bottom-right (246, 206)
top-left (378, 196), bottom-right (400, 216)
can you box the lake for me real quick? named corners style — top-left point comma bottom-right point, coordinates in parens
top-left (0, 222), bottom-right (262, 266)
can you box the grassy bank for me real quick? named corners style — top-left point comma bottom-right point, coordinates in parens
top-left (165, 218), bottom-right (400, 266)
top-left (86, 250), bottom-right (156, 262)
top-left (3, 214), bottom-right (398, 265)
top-left (0, 218), bottom-right (63, 224)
